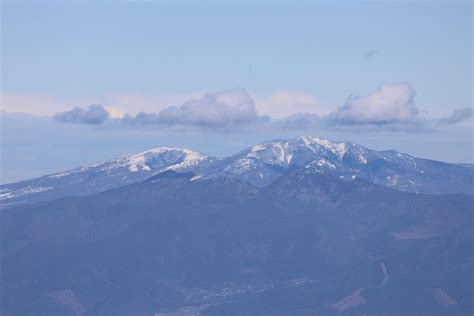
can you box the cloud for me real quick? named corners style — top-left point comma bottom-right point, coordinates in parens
top-left (49, 89), bottom-right (267, 129)
top-left (10, 85), bottom-right (469, 134)
top-left (327, 83), bottom-right (419, 126)
top-left (106, 107), bottom-right (125, 119)
top-left (53, 104), bottom-right (109, 125)
top-left (121, 112), bottom-right (160, 126)
top-left (437, 107), bottom-right (473, 125)
top-left (364, 49), bottom-right (379, 59)
top-left (158, 89), bottom-right (259, 127)
top-left (101, 92), bottom-right (203, 116)
top-left (255, 92), bottom-right (323, 118)
top-left (43, 85), bottom-right (424, 132)
top-left (120, 89), bottom-right (269, 130)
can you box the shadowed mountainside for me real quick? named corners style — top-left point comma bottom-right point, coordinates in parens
top-left (1, 169), bottom-right (472, 315)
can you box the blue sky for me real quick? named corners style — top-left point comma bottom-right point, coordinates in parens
top-left (1, 1), bottom-right (472, 183)
top-left (2, 1), bottom-right (471, 116)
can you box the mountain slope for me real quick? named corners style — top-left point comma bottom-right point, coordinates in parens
top-left (1, 171), bottom-right (472, 315)
top-left (0, 147), bottom-right (213, 207)
top-left (207, 136), bottom-right (473, 194)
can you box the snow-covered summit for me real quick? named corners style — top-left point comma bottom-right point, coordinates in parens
top-left (206, 136), bottom-right (473, 193)
top-left (112, 147), bottom-right (208, 173)
top-left (48, 147), bottom-right (209, 177)
top-left (207, 136), bottom-right (359, 186)
top-left (223, 136), bottom-right (352, 172)
top-left (0, 147), bottom-right (211, 206)
top-left (299, 136), bottom-right (348, 159)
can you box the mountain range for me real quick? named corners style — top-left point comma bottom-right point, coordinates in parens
top-left (1, 136), bottom-right (472, 208)
top-left (1, 136), bottom-right (472, 315)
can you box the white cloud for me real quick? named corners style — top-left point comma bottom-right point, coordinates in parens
top-left (124, 89), bottom-right (265, 128)
top-left (328, 83), bottom-right (419, 125)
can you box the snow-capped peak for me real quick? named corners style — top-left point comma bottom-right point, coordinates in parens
top-left (247, 142), bottom-right (294, 165)
top-left (221, 136), bottom-right (352, 180)
top-left (230, 136), bottom-right (352, 170)
top-left (299, 136), bottom-right (348, 159)
top-left (46, 147), bottom-right (208, 178)
top-left (122, 147), bottom-right (208, 172)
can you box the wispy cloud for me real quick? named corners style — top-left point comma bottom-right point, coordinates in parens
top-left (364, 49), bottom-right (379, 59)
top-left (437, 107), bottom-right (473, 125)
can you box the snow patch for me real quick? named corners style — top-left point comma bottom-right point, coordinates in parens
top-left (358, 154), bottom-right (367, 164)
top-left (190, 175), bottom-right (202, 181)
top-left (49, 172), bottom-right (71, 179)
top-left (300, 136), bottom-right (348, 159)
top-left (316, 159), bottom-right (336, 169)
top-left (117, 147), bottom-right (207, 173)
top-left (0, 186), bottom-right (53, 200)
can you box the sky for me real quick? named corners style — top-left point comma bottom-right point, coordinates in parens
top-left (0, 1), bottom-right (472, 183)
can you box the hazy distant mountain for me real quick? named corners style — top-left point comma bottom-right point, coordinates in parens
top-left (1, 136), bottom-right (471, 208)
top-left (1, 169), bottom-right (472, 315)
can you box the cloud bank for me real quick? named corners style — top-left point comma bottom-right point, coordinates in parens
top-left (166, 84), bottom-right (423, 131)
top-left (49, 84), bottom-right (468, 133)
top-left (54, 104), bottom-right (109, 124)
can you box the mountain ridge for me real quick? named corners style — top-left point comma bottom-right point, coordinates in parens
top-left (1, 136), bottom-right (472, 207)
